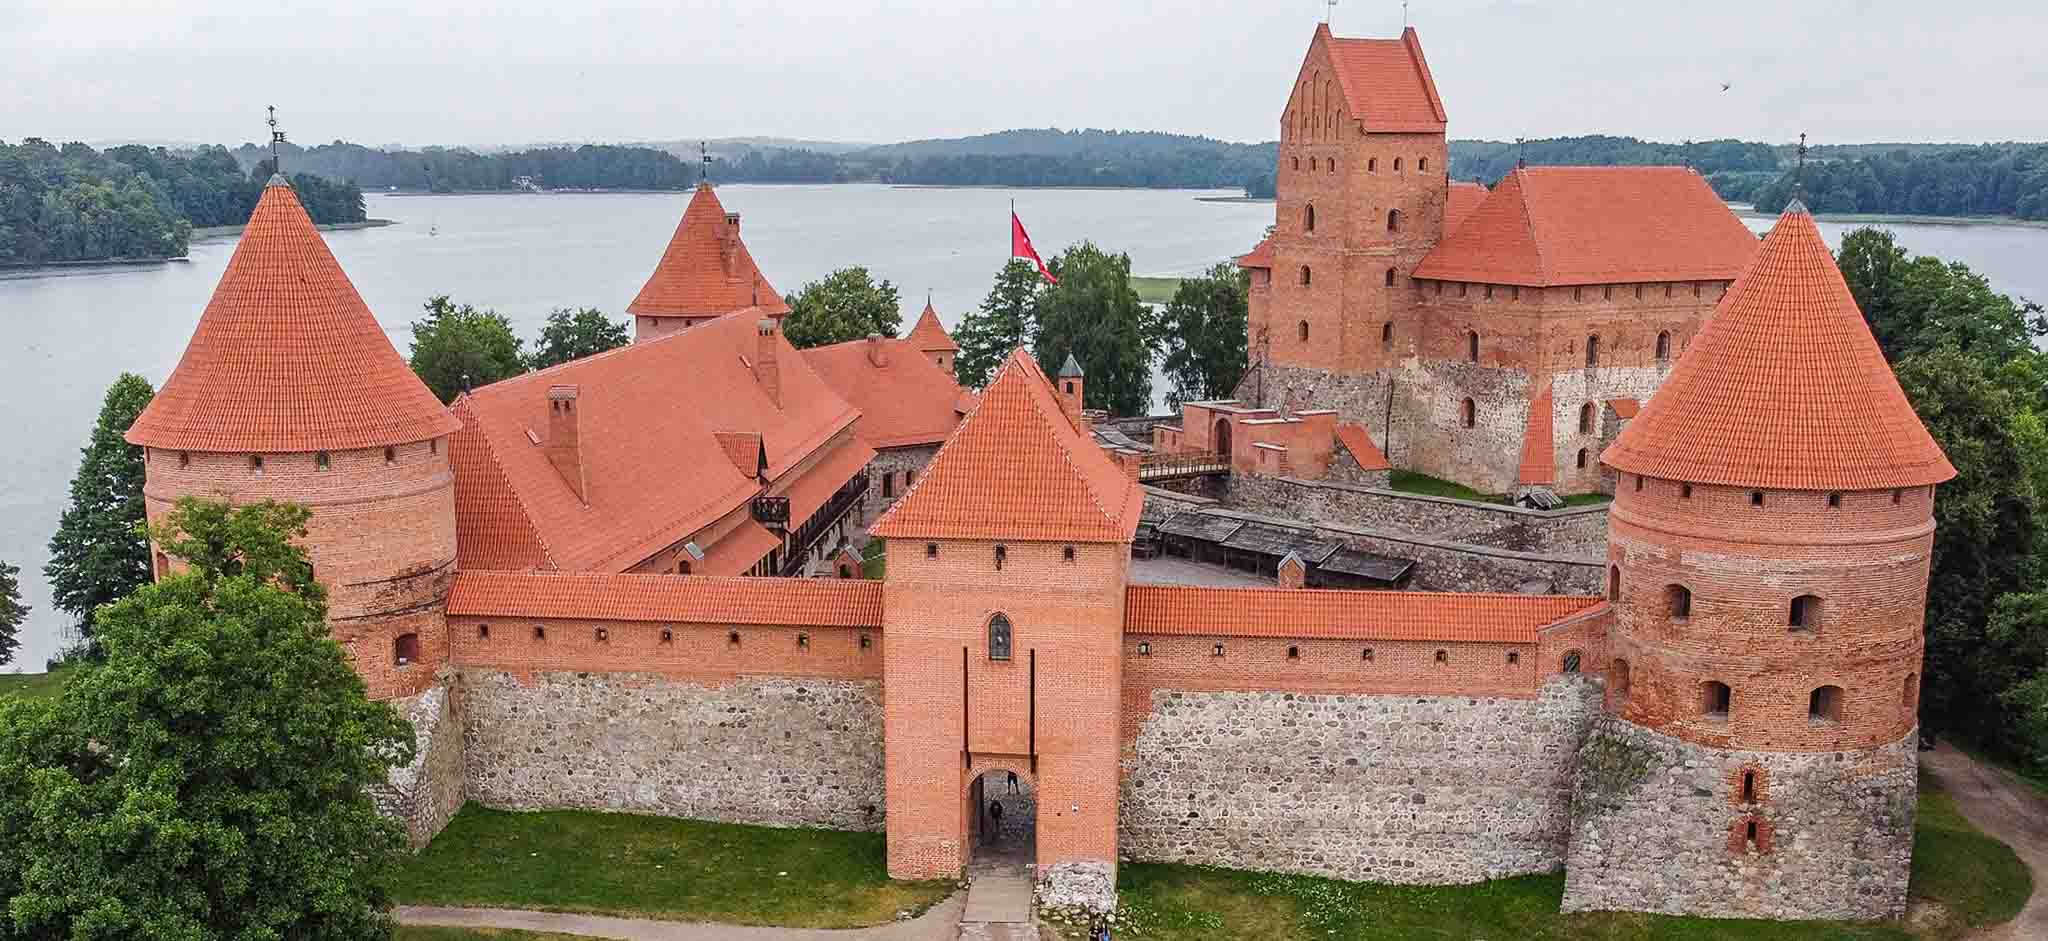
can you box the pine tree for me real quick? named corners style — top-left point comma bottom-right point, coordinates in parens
top-left (44, 372), bottom-right (154, 648)
top-left (0, 560), bottom-right (24, 667)
top-left (954, 259), bottom-right (1042, 388)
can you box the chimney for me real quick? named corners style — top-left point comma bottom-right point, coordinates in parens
top-left (719, 212), bottom-right (741, 277)
top-left (544, 384), bottom-right (588, 503)
top-left (1057, 353), bottom-right (1086, 433)
top-left (754, 319), bottom-right (782, 407)
top-left (866, 332), bottom-right (889, 368)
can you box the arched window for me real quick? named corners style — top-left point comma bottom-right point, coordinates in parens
top-left (1304, 204), bottom-right (1316, 232)
top-left (1667, 584), bottom-right (1692, 620)
top-left (1579, 402), bottom-right (1596, 434)
top-left (1460, 398), bottom-right (1475, 428)
top-left (1575, 448), bottom-right (1588, 469)
top-left (1298, 320), bottom-right (1310, 342)
top-left (1381, 323), bottom-right (1394, 348)
top-left (1326, 158), bottom-right (1335, 174)
top-left (1368, 157), bottom-right (1378, 172)
top-left (1300, 266), bottom-right (1312, 287)
top-left (1467, 331), bottom-right (1479, 363)
top-left (393, 633), bottom-right (420, 666)
top-left (1809, 685), bottom-right (1843, 723)
top-left (1655, 331), bottom-right (1672, 361)
top-left (1607, 565), bottom-right (1620, 601)
top-left (1740, 768), bottom-right (1759, 803)
top-left (384, 446), bottom-right (396, 464)
top-left (316, 451), bottom-right (330, 470)
top-left (1790, 595), bottom-right (1823, 632)
top-left (1387, 209), bottom-right (1402, 233)
top-left (1419, 157), bottom-right (1429, 172)
top-left (1611, 658), bottom-right (1631, 704)
top-left (1703, 681), bottom-right (1732, 719)
top-left (1292, 155), bottom-right (1300, 171)
top-left (1585, 335), bottom-right (1601, 367)
top-left (1394, 157), bottom-right (1404, 172)
top-left (988, 614), bottom-right (1013, 661)
top-left (1561, 650), bottom-right (1583, 673)
top-left (1384, 267), bottom-right (1396, 287)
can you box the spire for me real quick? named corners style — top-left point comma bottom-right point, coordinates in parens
top-left (267, 105), bottom-right (287, 176)
top-left (127, 182), bottom-right (460, 453)
top-left (1788, 132), bottom-right (1810, 213)
top-left (905, 300), bottom-right (958, 353)
top-left (626, 183), bottom-right (789, 319)
top-left (1602, 205), bottom-right (1954, 490)
top-left (1058, 353), bottom-right (1085, 378)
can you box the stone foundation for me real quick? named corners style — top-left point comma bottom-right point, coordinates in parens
top-left (376, 681), bottom-right (467, 849)
top-left (1118, 677), bottom-right (1602, 884)
top-left (460, 670), bottom-right (887, 831)
top-left (1037, 861), bottom-right (1118, 914)
top-left (1561, 718), bottom-right (1918, 921)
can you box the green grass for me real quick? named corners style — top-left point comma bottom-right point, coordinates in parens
top-left (393, 804), bottom-right (952, 929)
top-left (1387, 470), bottom-right (1613, 509)
top-left (0, 668), bottom-right (67, 701)
top-left (860, 538), bottom-right (886, 579)
top-left (1911, 770), bottom-right (2032, 928)
top-left (1131, 276), bottom-right (1183, 304)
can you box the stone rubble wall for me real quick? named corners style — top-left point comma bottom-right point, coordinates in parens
top-left (1224, 474), bottom-right (1607, 557)
top-left (459, 670), bottom-right (887, 832)
top-left (1561, 717), bottom-right (1918, 921)
top-left (375, 681), bottom-right (468, 849)
top-left (1118, 677), bottom-right (1603, 884)
top-left (864, 444), bottom-right (942, 526)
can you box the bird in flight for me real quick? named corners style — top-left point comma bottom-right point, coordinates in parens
top-left (1720, 82), bottom-right (1733, 92)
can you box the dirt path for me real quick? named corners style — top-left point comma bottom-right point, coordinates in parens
top-left (395, 892), bottom-right (965, 941)
top-left (1921, 744), bottom-right (2048, 940)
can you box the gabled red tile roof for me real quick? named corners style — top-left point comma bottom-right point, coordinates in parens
top-left (447, 571), bottom-right (882, 627)
top-left (450, 313), bottom-right (860, 572)
top-left (1605, 398), bottom-right (1640, 420)
top-left (695, 521), bottom-right (781, 576)
top-left (1124, 585), bottom-right (1600, 643)
top-left (449, 398), bottom-right (556, 571)
top-left (1334, 423), bottom-right (1391, 472)
top-left (872, 349), bottom-right (1143, 543)
top-left (1603, 204), bottom-right (1955, 490)
top-left (1319, 26), bottom-right (1447, 134)
top-left (626, 183), bottom-right (790, 320)
top-left (801, 337), bottom-right (969, 449)
top-left (1412, 167), bottom-right (1758, 287)
top-left (1236, 237), bottom-right (1275, 270)
top-left (905, 302), bottom-right (958, 352)
top-left (1518, 382), bottom-right (1555, 486)
top-left (127, 179), bottom-right (460, 453)
top-left (1445, 181), bottom-right (1487, 236)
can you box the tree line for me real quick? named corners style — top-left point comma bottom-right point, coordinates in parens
top-left (0, 139), bottom-right (365, 264)
top-left (1732, 145), bottom-right (2048, 219)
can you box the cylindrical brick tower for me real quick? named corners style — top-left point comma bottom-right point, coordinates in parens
top-left (127, 176), bottom-right (463, 701)
top-left (1561, 201), bottom-right (1954, 921)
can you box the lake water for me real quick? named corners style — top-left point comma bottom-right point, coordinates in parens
top-left (4, 184), bottom-right (2045, 673)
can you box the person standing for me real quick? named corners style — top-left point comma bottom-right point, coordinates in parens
top-left (988, 799), bottom-right (1004, 844)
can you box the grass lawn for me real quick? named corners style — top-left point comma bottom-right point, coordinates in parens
top-left (861, 538), bottom-right (886, 579)
top-left (0, 668), bottom-right (67, 701)
top-left (394, 804), bottom-right (953, 929)
top-left (1131, 276), bottom-right (1183, 304)
top-left (1387, 470), bottom-right (1612, 509)
top-left (1910, 770), bottom-right (2032, 928)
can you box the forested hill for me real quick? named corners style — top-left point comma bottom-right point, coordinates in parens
top-left (1741, 145), bottom-right (2048, 219)
top-left (1446, 136), bottom-right (1779, 184)
top-left (0, 139), bottom-right (365, 265)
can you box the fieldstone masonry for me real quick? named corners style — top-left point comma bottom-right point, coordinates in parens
top-left (1119, 677), bottom-right (1604, 884)
top-left (1561, 718), bottom-right (1918, 920)
top-left (458, 671), bottom-right (887, 831)
top-left (375, 682), bottom-right (468, 848)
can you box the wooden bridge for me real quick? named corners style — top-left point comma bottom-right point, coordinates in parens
top-left (1137, 451), bottom-right (1230, 482)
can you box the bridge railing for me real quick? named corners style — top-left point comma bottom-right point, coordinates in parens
top-left (1138, 451), bottom-right (1229, 479)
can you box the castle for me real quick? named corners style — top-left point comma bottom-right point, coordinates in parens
top-left (122, 25), bottom-right (1948, 923)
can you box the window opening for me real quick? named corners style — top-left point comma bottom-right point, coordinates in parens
top-left (989, 614), bottom-right (1013, 661)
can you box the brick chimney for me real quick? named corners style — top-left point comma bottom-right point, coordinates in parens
top-left (754, 319), bottom-right (782, 407)
top-left (866, 333), bottom-right (889, 368)
top-left (720, 212), bottom-right (741, 277)
top-left (545, 384), bottom-right (588, 503)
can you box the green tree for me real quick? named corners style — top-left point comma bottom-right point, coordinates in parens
top-left (529, 306), bottom-right (629, 369)
top-left (780, 267), bottom-right (904, 349)
top-left (0, 560), bottom-right (23, 667)
top-left (0, 498), bottom-right (411, 940)
top-left (1032, 242), bottom-right (1153, 416)
top-left (954, 259), bottom-right (1041, 388)
top-left (408, 295), bottom-right (526, 402)
top-left (44, 373), bottom-right (154, 648)
top-left (1154, 262), bottom-right (1249, 408)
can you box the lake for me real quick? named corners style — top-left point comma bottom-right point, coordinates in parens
top-left (4, 184), bottom-right (2046, 673)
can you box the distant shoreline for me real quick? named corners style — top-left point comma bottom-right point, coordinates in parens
top-left (191, 218), bottom-right (396, 241)
top-left (0, 256), bottom-right (191, 279)
top-left (1729, 206), bottom-right (2048, 229)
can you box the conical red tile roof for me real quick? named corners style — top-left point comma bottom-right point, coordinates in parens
top-left (626, 183), bottom-right (789, 319)
top-left (1603, 203), bottom-right (1954, 490)
top-left (127, 178), bottom-right (460, 453)
top-left (905, 301), bottom-right (958, 352)
top-left (871, 349), bottom-right (1142, 543)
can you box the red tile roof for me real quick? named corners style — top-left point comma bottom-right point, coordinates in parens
top-left (1412, 167), bottom-right (1758, 287)
top-left (1445, 181), bottom-right (1487, 236)
top-left (1320, 26), bottom-right (1447, 134)
top-left (626, 184), bottom-right (790, 320)
top-left (1518, 382), bottom-right (1555, 486)
top-left (449, 398), bottom-right (556, 571)
top-left (127, 179), bottom-right (460, 453)
top-left (449, 313), bottom-right (860, 572)
top-left (905, 302), bottom-right (958, 352)
top-left (1124, 585), bottom-right (1600, 642)
top-left (1334, 423), bottom-right (1391, 471)
top-left (801, 337), bottom-right (969, 449)
top-left (694, 521), bottom-right (781, 576)
top-left (1606, 398), bottom-right (1641, 420)
top-left (871, 349), bottom-right (1143, 543)
top-left (1236, 237), bottom-right (1275, 270)
top-left (1603, 204), bottom-right (1956, 490)
top-left (447, 570), bottom-right (883, 627)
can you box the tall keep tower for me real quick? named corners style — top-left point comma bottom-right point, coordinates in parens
top-left (127, 176), bottom-right (463, 701)
top-left (1562, 202), bottom-right (1954, 919)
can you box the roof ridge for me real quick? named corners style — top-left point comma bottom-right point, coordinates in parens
top-left (453, 396), bottom-right (560, 570)
top-left (1129, 583), bottom-right (1603, 603)
top-left (867, 350), bottom-right (1004, 532)
top-left (1511, 171), bottom-right (1553, 283)
top-left (1014, 354), bottom-right (1124, 533)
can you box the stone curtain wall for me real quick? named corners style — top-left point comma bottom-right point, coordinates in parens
top-left (1225, 475), bottom-right (1608, 557)
top-left (863, 444), bottom-right (940, 525)
top-left (375, 682), bottom-right (468, 849)
top-left (460, 670), bottom-right (888, 832)
top-left (1561, 718), bottom-right (1918, 920)
top-left (1119, 677), bottom-right (1603, 884)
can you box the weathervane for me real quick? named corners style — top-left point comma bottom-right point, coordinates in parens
top-left (700, 141), bottom-right (711, 184)
top-left (1794, 132), bottom-right (1809, 198)
top-left (267, 106), bottom-right (287, 174)
top-left (1325, 0), bottom-right (1337, 26)
top-left (1403, 0), bottom-right (1410, 28)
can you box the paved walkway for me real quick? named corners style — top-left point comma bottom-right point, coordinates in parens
top-left (958, 860), bottom-right (1035, 941)
top-left (395, 893), bottom-right (967, 941)
top-left (1921, 743), bottom-right (2048, 940)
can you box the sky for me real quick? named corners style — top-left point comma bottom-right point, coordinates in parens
top-left (4, 0), bottom-right (2045, 149)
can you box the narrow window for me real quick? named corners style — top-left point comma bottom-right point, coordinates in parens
top-left (1507, 650), bottom-right (1520, 665)
top-left (1607, 565), bottom-right (1620, 601)
top-left (533, 625), bottom-right (546, 641)
top-left (1562, 650), bottom-right (1583, 673)
top-left (1305, 204), bottom-right (1316, 232)
top-left (926, 542), bottom-right (938, 558)
top-left (1579, 402), bottom-right (1595, 434)
top-left (1665, 283), bottom-right (1674, 298)
top-left (1573, 287), bottom-right (1583, 302)
top-left (1667, 584), bottom-right (1692, 620)
top-left (1213, 641), bottom-right (1225, 657)
top-left (1418, 157), bottom-right (1428, 172)
top-left (859, 633), bottom-right (871, 649)
top-left (1892, 488), bottom-right (1905, 504)
top-left (1460, 398), bottom-right (1475, 429)
top-left (1467, 331), bottom-right (1479, 363)
top-left (1656, 331), bottom-right (1671, 360)
top-left (1292, 156), bottom-right (1300, 171)
top-left (1510, 286), bottom-right (1520, 301)
top-left (1750, 490), bottom-right (1765, 506)
top-left (1394, 157), bottom-right (1403, 172)
top-left (1063, 545), bottom-right (1076, 562)
top-left (1287, 645), bottom-right (1300, 660)
top-left (1458, 282), bottom-right (1468, 298)
top-left (1634, 474), bottom-right (1644, 492)
top-left (1745, 819), bottom-right (1760, 848)
top-left (661, 628), bottom-right (674, 644)
top-left (431, 438), bottom-right (439, 454)
top-left (1387, 209), bottom-right (1402, 233)
top-left (1681, 483), bottom-right (1693, 499)
top-left (478, 623), bottom-right (489, 640)
top-left (1611, 659), bottom-right (1631, 703)
top-left (989, 614), bottom-right (1013, 660)
top-left (1434, 649), bottom-right (1448, 663)
top-left (1585, 335), bottom-right (1600, 368)
top-left (1704, 681), bottom-right (1732, 719)
top-left (1299, 320), bottom-right (1310, 342)
top-left (1384, 267), bottom-right (1396, 287)
top-left (595, 627), bottom-right (609, 643)
top-left (249, 454), bottom-right (264, 474)
top-left (1904, 672), bottom-right (1919, 716)
top-left (994, 544), bottom-right (1007, 570)
top-left (1809, 685), bottom-right (1843, 723)
top-left (1603, 285), bottom-right (1614, 300)
top-left (1740, 770), bottom-right (1758, 803)
top-left (1790, 595), bottom-right (1823, 632)
top-left (883, 475), bottom-right (894, 498)
top-left (1362, 647), bottom-right (1375, 661)
top-left (1435, 280), bottom-right (1443, 296)
top-left (677, 559), bottom-right (691, 575)
top-left (1827, 492), bottom-right (1842, 508)
top-left (797, 632), bottom-right (809, 649)
top-left (1575, 448), bottom-right (1588, 469)
top-left (384, 446), bottom-right (396, 464)
top-left (1635, 284), bottom-right (1644, 300)
top-left (1368, 157), bottom-right (1377, 172)
top-left (316, 451), bottom-right (330, 470)
top-left (1300, 266), bottom-right (1312, 287)
top-left (1484, 284), bottom-right (1494, 300)
top-left (1381, 323), bottom-right (1393, 348)
top-left (729, 629), bottom-right (741, 645)
top-left (179, 451), bottom-right (191, 467)
top-left (1694, 282), bottom-right (1703, 297)
top-left (393, 633), bottom-right (419, 666)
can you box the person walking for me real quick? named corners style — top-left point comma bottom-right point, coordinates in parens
top-left (988, 798), bottom-right (1004, 844)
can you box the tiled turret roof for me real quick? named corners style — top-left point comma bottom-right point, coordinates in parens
top-left (905, 301), bottom-right (958, 352)
top-left (127, 177), bottom-right (460, 453)
top-left (626, 183), bottom-right (789, 319)
top-left (1603, 202), bottom-right (1955, 490)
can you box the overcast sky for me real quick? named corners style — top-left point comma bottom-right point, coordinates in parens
top-left (5, 0), bottom-right (2043, 149)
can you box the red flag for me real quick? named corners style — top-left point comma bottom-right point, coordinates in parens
top-left (1011, 211), bottom-right (1058, 285)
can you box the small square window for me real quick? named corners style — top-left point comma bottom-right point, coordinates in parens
top-left (1507, 651), bottom-right (1520, 665)
top-left (1827, 492), bottom-right (1842, 508)
top-left (1362, 647), bottom-right (1374, 661)
top-left (1063, 545), bottom-right (1076, 562)
top-left (478, 623), bottom-right (490, 640)
top-left (1212, 642), bottom-right (1225, 657)
top-left (926, 542), bottom-right (939, 558)
top-left (533, 625), bottom-right (546, 641)
top-left (1435, 649), bottom-right (1449, 663)
top-left (859, 633), bottom-right (872, 649)
top-left (797, 633), bottom-right (809, 649)
top-left (1750, 491), bottom-right (1765, 507)
top-left (1136, 641), bottom-right (1152, 656)
top-left (595, 627), bottom-right (608, 642)
top-left (729, 630), bottom-right (741, 645)
top-left (1286, 645), bottom-right (1300, 660)
top-left (1681, 484), bottom-right (1693, 499)
top-left (660, 628), bottom-right (674, 644)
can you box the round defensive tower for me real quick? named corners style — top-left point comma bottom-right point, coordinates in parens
top-left (1560, 201), bottom-right (1954, 921)
top-left (126, 176), bottom-right (463, 701)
